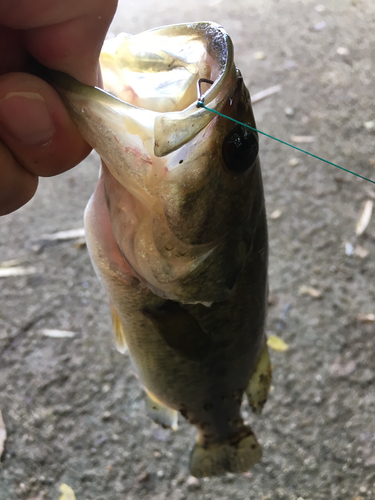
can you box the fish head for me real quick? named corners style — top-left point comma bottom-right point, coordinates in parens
top-left (51, 22), bottom-right (263, 304)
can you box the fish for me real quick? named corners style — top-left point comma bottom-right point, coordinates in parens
top-left (43, 22), bottom-right (271, 477)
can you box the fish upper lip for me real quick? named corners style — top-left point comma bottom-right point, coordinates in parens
top-left (151, 23), bottom-right (237, 156)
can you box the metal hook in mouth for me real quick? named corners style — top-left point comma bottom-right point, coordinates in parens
top-left (196, 78), bottom-right (214, 107)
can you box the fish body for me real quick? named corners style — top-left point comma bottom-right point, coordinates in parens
top-left (48, 22), bottom-right (270, 477)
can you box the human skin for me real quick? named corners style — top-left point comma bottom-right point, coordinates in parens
top-left (0, 0), bottom-right (118, 216)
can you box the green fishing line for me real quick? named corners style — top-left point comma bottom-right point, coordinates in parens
top-left (196, 100), bottom-right (375, 185)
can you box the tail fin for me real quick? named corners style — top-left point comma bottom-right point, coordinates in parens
top-left (189, 427), bottom-right (262, 478)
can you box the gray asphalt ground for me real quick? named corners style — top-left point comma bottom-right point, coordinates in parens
top-left (1, 1), bottom-right (374, 499)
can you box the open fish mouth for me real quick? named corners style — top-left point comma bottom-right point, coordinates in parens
top-left (53, 22), bottom-right (237, 159)
top-left (101, 22), bottom-right (236, 157)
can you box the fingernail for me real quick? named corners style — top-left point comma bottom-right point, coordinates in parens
top-left (0, 92), bottom-right (55, 146)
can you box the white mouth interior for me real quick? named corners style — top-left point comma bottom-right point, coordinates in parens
top-left (58, 24), bottom-right (234, 159)
top-left (101, 32), bottom-right (209, 113)
top-left (97, 24), bottom-right (233, 157)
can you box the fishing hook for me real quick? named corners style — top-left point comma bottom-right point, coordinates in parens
top-left (196, 78), bottom-right (214, 107)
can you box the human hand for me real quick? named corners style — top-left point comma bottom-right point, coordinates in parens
top-left (0, 0), bottom-right (118, 215)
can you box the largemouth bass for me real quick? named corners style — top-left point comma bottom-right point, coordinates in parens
top-left (46, 22), bottom-right (271, 477)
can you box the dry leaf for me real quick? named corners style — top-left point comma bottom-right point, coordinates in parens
top-left (356, 200), bottom-right (373, 236)
top-left (354, 245), bottom-right (369, 258)
top-left (0, 257), bottom-right (28, 268)
top-left (337, 47), bottom-right (349, 56)
top-left (289, 157), bottom-right (299, 167)
top-left (253, 51), bottom-right (266, 60)
top-left (267, 335), bottom-right (289, 352)
top-left (269, 209), bottom-right (283, 220)
top-left (136, 471), bottom-right (150, 482)
top-left (40, 228), bottom-right (85, 241)
top-left (0, 266), bottom-right (37, 278)
top-left (59, 484), bottom-right (76, 500)
top-left (290, 135), bottom-right (315, 143)
top-left (356, 313), bottom-right (375, 323)
top-left (365, 187), bottom-right (375, 198)
top-left (0, 410), bottom-right (6, 460)
top-left (251, 85), bottom-right (281, 104)
top-left (364, 120), bottom-right (375, 131)
top-left (299, 285), bottom-right (322, 298)
top-left (330, 358), bottom-right (356, 377)
top-left (41, 329), bottom-right (76, 338)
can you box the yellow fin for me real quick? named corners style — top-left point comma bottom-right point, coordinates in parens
top-left (246, 340), bottom-right (272, 414)
top-left (189, 427), bottom-right (262, 477)
top-left (145, 389), bottom-right (178, 430)
top-left (110, 304), bottom-right (128, 354)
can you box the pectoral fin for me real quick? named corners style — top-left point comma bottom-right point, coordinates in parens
top-left (143, 301), bottom-right (211, 361)
top-left (110, 303), bottom-right (128, 354)
top-left (246, 339), bottom-right (272, 414)
top-left (145, 389), bottom-right (178, 430)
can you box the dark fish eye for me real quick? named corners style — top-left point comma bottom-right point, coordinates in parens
top-left (222, 124), bottom-right (259, 173)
